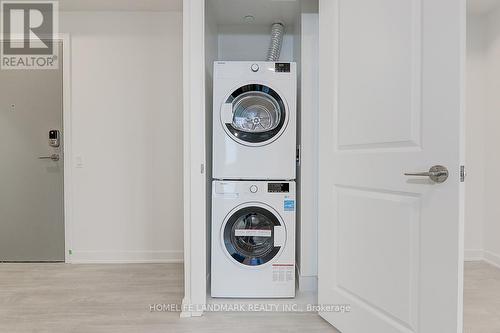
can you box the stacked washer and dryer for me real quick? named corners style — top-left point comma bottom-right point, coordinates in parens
top-left (211, 61), bottom-right (297, 298)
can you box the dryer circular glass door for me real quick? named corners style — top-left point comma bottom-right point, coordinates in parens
top-left (222, 204), bottom-right (285, 267)
top-left (221, 84), bottom-right (288, 146)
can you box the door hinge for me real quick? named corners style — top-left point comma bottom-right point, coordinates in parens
top-left (460, 165), bottom-right (466, 182)
top-left (296, 145), bottom-right (301, 166)
top-left (201, 164), bottom-right (205, 174)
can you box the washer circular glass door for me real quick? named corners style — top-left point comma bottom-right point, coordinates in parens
top-left (222, 204), bottom-right (285, 267)
top-left (221, 84), bottom-right (288, 146)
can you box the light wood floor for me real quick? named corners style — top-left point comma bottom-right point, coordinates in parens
top-left (0, 261), bottom-right (498, 332)
top-left (464, 261), bottom-right (500, 333)
top-left (0, 263), bottom-right (335, 332)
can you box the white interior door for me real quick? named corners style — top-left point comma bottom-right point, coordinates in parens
top-left (318, 0), bottom-right (465, 332)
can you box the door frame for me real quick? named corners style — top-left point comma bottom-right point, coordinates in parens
top-left (59, 34), bottom-right (73, 264)
top-left (182, 0), bottom-right (207, 317)
top-left (1, 33), bottom-right (73, 263)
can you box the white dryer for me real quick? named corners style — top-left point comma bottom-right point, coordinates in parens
top-left (212, 61), bottom-right (296, 180)
top-left (211, 180), bottom-right (295, 298)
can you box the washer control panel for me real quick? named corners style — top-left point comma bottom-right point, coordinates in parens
top-left (267, 183), bottom-right (290, 193)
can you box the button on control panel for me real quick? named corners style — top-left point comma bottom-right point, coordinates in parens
top-left (250, 63), bottom-right (259, 72)
top-left (250, 185), bottom-right (258, 193)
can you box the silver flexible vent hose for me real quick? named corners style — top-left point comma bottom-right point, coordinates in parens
top-left (266, 22), bottom-right (285, 61)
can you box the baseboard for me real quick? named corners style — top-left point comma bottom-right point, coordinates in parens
top-left (180, 297), bottom-right (204, 318)
top-left (295, 266), bottom-right (318, 292)
top-left (483, 250), bottom-right (500, 269)
top-left (464, 249), bottom-right (484, 261)
top-left (464, 249), bottom-right (500, 269)
top-left (68, 250), bottom-right (183, 264)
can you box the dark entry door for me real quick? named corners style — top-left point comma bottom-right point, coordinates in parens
top-left (0, 41), bottom-right (64, 261)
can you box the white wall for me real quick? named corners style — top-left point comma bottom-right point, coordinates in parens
top-left (465, 6), bottom-right (500, 267)
top-left (465, 13), bottom-right (486, 259)
top-left (61, 11), bottom-right (184, 263)
top-left (217, 25), bottom-right (294, 61)
top-left (483, 6), bottom-right (500, 266)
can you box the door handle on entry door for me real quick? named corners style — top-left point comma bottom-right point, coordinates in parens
top-left (38, 154), bottom-right (60, 162)
top-left (404, 165), bottom-right (449, 183)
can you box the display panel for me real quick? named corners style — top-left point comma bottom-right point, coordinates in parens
top-left (268, 183), bottom-right (290, 193)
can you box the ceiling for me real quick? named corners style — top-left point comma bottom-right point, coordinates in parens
top-left (208, 0), bottom-right (303, 26)
top-left (39, 0), bottom-right (500, 16)
top-left (467, 0), bottom-right (500, 14)
top-left (59, 0), bottom-right (182, 12)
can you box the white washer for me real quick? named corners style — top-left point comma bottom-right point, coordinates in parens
top-left (211, 180), bottom-right (295, 298)
top-left (213, 61), bottom-right (297, 180)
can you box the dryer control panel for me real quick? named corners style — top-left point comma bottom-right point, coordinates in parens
top-left (274, 62), bottom-right (290, 72)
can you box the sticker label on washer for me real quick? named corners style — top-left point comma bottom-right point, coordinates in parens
top-left (234, 229), bottom-right (272, 237)
top-left (272, 264), bottom-right (294, 282)
top-left (284, 200), bottom-right (295, 211)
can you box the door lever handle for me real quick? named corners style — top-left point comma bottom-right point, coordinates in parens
top-left (404, 165), bottom-right (448, 183)
top-left (38, 154), bottom-right (60, 161)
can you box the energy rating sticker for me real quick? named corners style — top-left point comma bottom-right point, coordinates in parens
top-left (284, 200), bottom-right (295, 211)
